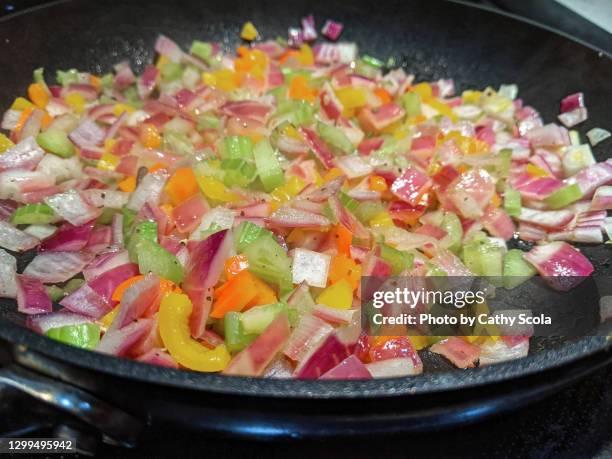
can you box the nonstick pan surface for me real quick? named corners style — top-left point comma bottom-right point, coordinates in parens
top-left (0, 0), bottom-right (611, 399)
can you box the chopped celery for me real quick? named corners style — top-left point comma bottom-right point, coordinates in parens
top-left (234, 221), bottom-right (272, 252)
top-left (33, 67), bottom-right (46, 85)
top-left (64, 278), bottom-right (85, 295)
top-left (221, 158), bottom-right (257, 187)
top-left (221, 135), bottom-right (254, 161)
top-left (11, 203), bottom-right (57, 225)
top-left (190, 40), bottom-right (213, 62)
top-left (504, 187), bottom-right (521, 217)
top-left (46, 323), bottom-right (100, 349)
top-left (400, 92), bottom-right (421, 117)
top-left (503, 249), bottom-right (537, 289)
top-left (46, 285), bottom-right (64, 303)
top-left (274, 100), bottom-right (315, 126)
top-left (316, 121), bottom-right (353, 154)
top-left (440, 212), bottom-right (463, 253)
top-left (163, 131), bottom-right (194, 156)
top-left (127, 220), bottom-right (158, 262)
top-left (544, 184), bottom-right (582, 209)
top-left (160, 62), bottom-right (183, 82)
top-left (355, 201), bottom-right (386, 224)
top-left (362, 55), bottom-right (384, 68)
top-left (253, 139), bottom-right (285, 192)
top-left (242, 234), bottom-right (292, 288)
top-left (240, 302), bottom-right (287, 335)
top-left (380, 244), bottom-right (414, 275)
top-left (136, 239), bottom-right (184, 284)
top-left (462, 238), bottom-right (504, 279)
top-left (122, 208), bottom-right (137, 236)
top-left (96, 208), bottom-right (119, 225)
top-left (497, 148), bottom-right (512, 178)
top-left (123, 87), bottom-right (142, 108)
top-left (36, 129), bottom-right (75, 158)
top-left (100, 73), bottom-right (114, 88)
top-left (197, 114), bottom-right (221, 130)
top-left (339, 191), bottom-right (359, 214)
top-left (224, 312), bottom-right (257, 353)
top-left (56, 69), bottom-right (79, 86)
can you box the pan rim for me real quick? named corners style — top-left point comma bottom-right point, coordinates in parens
top-left (0, 0), bottom-right (611, 398)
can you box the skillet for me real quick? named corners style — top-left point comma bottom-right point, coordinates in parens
top-left (0, 0), bottom-right (611, 440)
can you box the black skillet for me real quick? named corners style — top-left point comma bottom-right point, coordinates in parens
top-left (0, 0), bottom-right (612, 446)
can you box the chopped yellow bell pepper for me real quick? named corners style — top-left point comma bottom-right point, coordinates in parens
top-left (526, 163), bottom-right (549, 177)
top-left (369, 211), bottom-right (395, 228)
top-left (411, 82), bottom-right (433, 100)
top-left (100, 305), bottom-right (120, 329)
top-left (298, 44), bottom-right (314, 66)
top-left (0, 133), bottom-right (14, 153)
top-left (139, 123), bottom-right (162, 149)
top-left (114, 103), bottom-right (135, 116)
top-left (269, 176), bottom-right (306, 211)
top-left (196, 175), bottom-right (241, 203)
top-left (11, 97), bottom-right (34, 111)
top-left (97, 151), bottom-right (119, 171)
top-left (334, 87), bottom-right (366, 110)
top-left (462, 90), bottom-right (482, 104)
top-left (65, 92), bottom-right (86, 113)
top-left (159, 293), bottom-right (231, 372)
top-left (240, 21), bottom-right (259, 41)
top-left (316, 279), bottom-right (353, 310)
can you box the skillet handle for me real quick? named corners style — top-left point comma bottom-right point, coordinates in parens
top-left (0, 364), bottom-right (142, 448)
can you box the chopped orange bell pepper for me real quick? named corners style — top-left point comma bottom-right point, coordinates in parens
top-left (139, 123), bottom-right (162, 149)
top-left (279, 49), bottom-right (301, 65)
top-left (165, 167), bottom-right (199, 205)
top-left (13, 106), bottom-right (34, 136)
top-left (289, 75), bottom-right (316, 102)
top-left (245, 276), bottom-right (278, 309)
top-left (374, 88), bottom-right (392, 104)
top-left (111, 275), bottom-right (181, 303)
top-left (328, 254), bottom-right (362, 290)
top-left (224, 254), bottom-right (249, 279)
top-left (89, 75), bottom-right (102, 90)
top-left (210, 269), bottom-right (258, 319)
top-left (333, 224), bottom-right (353, 256)
top-left (369, 175), bottom-right (388, 192)
top-left (27, 83), bottom-right (49, 109)
top-left (148, 163), bottom-right (166, 173)
top-left (118, 176), bottom-right (137, 192)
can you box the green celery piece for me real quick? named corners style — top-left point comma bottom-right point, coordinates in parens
top-left (56, 69), bottom-right (79, 86)
top-left (222, 135), bottom-right (254, 160)
top-left (355, 201), bottom-right (386, 224)
top-left (122, 208), bottom-right (137, 236)
top-left (37, 129), bottom-right (75, 158)
top-left (11, 203), bottom-right (56, 225)
top-left (504, 187), bottom-right (522, 217)
top-left (242, 235), bottom-right (292, 288)
top-left (503, 249), bottom-right (537, 289)
top-left (497, 148), bottom-right (512, 178)
top-left (544, 184), bottom-right (582, 209)
top-left (96, 208), bottom-right (118, 225)
top-left (197, 114), bottom-right (221, 130)
top-left (64, 278), bottom-right (85, 295)
top-left (46, 323), bottom-right (100, 349)
top-left (127, 220), bottom-right (158, 262)
top-left (400, 92), bottom-right (421, 117)
top-left (164, 131), bottom-right (194, 156)
top-left (253, 139), bottom-right (285, 192)
top-left (339, 191), bottom-right (359, 213)
top-left (224, 312), bottom-right (257, 354)
top-left (380, 244), bottom-right (414, 275)
top-left (234, 221), bottom-right (272, 252)
top-left (136, 239), bottom-right (184, 284)
top-left (462, 238), bottom-right (504, 280)
top-left (100, 73), bottom-right (114, 88)
top-left (240, 302), bottom-right (288, 335)
top-left (362, 55), bottom-right (384, 68)
top-left (33, 67), bottom-right (46, 85)
top-left (274, 100), bottom-right (315, 126)
top-left (220, 158), bottom-right (257, 187)
top-left (316, 122), bottom-right (353, 154)
top-left (46, 285), bottom-right (64, 303)
top-left (123, 87), bottom-right (142, 108)
top-left (190, 40), bottom-right (212, 62)
top-left (160, 62), bottom-right (183, 82)
top-left (440, 212), bottom-right (463, 253)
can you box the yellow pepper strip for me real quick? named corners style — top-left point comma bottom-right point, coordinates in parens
top-left (369, 211), bottom-right (395, 228)
top-left (11, 97), bottom-right (34, 111)
top-left (196, 175), bottom-right (241, 203)
top-left (97, 151), bottom-right (119, 171)
top-left (100, 305), bottom-right (120, 329)
top-left (408, 335), bottom-right (429, 351)
top-left (316, 279), bottom-right (353, 310)
top-left (526, 163), bottom-right (549, 177)
top-left (269, 176), bottom-right (306, 211)
top-left (65, 93), bottom-right (86, 113)
top-left (240, 21), bottom-right (258, 41)
top-left (0, 133), bottom-right (14, 153)
top-left (159, 293), bottom-right (231, 372)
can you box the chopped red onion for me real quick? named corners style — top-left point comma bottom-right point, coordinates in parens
top-left (96, 318), bottom-right (155, 356)
top-left (321, 19), bottom-right (344, 41)
top-left (301, 15), bottom-right (317, 42)
top-left (287, 27), bottom-right (304, 48)
top-left (16, 274), bottom-right (52, 315)
top-left (113, 61), bottom-right (136, 90)
top-left (39, 221), bottom-right (94, 252)
top-left (560, 92), bottom-right (585, 113)
top-left (0, 220), bottom-right (39, 252)
top-left (27, 310), bottom-right (93, 334)
top-left (155, 35), bottom-right (183, 63)
top-left (0, 137), bottom-right (45, 172)
top-left (69, 119), bottom-right (106, 148)
top-left (320, 354), bottom-right (371, 379)
top-left (44, 189), bottom-right (102, 226)
top-left (283, 314), bottom-right (333, 362)
top-left (268, 206), bottom-right (331, 228)
top-left (126, 169), bottom-right (169, 211)
top-left (587, 127), bottom-right (611, 147)
top-left (0, 249), bottom-right (17, 298)
top-left (24, 251), bottom-right (94, 283)
top-left (558, 108), bottom-right (588, 128)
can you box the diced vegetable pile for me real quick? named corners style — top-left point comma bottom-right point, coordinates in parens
top-left (0, 16), bottom-right (610, 379)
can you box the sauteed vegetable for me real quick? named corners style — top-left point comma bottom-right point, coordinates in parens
top-left (0, 16), bottom-right (609, 379)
